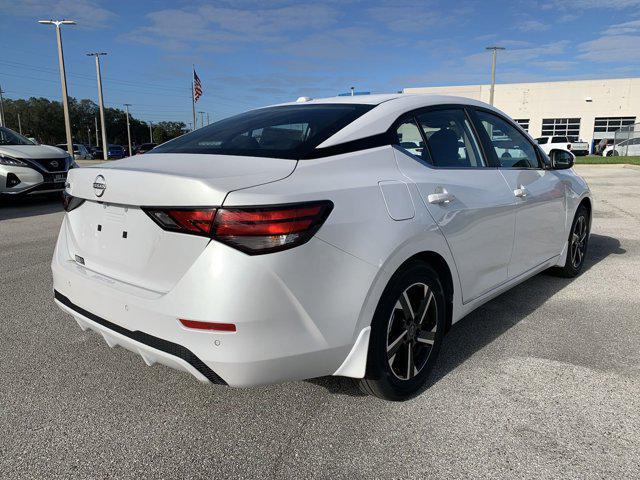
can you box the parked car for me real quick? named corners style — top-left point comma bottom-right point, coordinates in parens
top-left (596, 138), bottom-right (615, 156)
top-left (603, 137), bottom-right (640, 157)
top-left (52, 94), bottom-right (591, 400)
top-left (107, 145), bottom-right (126, 159)
top-left (134, 143), bottom-right (157, 155)
top-left (1, 126), bottom-right (76, 199)
top-left (535, 136), bottom-right (589, 156)
top-left (56, 143), bottom-right (93, 160)
top-left (90, 145), bottom-right (126, 160)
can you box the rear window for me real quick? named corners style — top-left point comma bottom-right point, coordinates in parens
top-left (152, 104), bottom-right (374, 159)
top-left (535, 137), bottom-right (548, 144)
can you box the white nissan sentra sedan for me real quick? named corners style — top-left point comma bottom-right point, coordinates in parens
top-left (52, 94), bottom-right (591, 400)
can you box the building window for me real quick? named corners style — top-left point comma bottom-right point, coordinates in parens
top-left (514, 119), bottom-right (529, 132)
top-left (593, 116), bottom-right (636, 133)
top-left (541, 118), bottom-right (581, 137)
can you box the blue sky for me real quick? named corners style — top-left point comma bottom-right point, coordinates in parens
top-left (1, 0), bottom-right (639, 125)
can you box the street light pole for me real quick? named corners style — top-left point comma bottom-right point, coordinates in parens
top-left (486, 46), bottom-right (505, 106)
top-left (87, 126), bottom-right (91, 147)
top-left (0, 84), bottom-right (5, 127)
top-left (94, 116), bottom-right (98, 148)
top-left (38, 19), bottom-right (76, 156)
top-left (18, 114), bottom-right (22, 135)
top-left (87, 52), bottom-right (108, 160)
top-left (148, 122), bottom-right (153, 143)
top-left (198, 111), bottom-right (205, 129)
top-left (124, 103), bottom-right (132, 157)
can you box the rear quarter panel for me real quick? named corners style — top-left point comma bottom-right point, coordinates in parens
top-left (223, 146), bottom-right (461, 346)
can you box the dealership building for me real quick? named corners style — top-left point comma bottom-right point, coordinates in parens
top-left (404, 77), bottom-right (640, 152)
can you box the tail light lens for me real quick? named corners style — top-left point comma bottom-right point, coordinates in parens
top-left (62, 192), bottom-right (85, 212)
top-left (143, 201), bottom-right (333, 255)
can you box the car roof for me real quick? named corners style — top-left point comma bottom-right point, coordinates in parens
top-left (287, 93), bottom-right (504, 149)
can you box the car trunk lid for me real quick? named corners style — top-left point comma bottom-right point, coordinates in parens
top-left (63, 153), bottom-right (297, 291)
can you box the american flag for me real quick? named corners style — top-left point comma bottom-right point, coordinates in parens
top-left (193, 70), bottom-right (203, 102)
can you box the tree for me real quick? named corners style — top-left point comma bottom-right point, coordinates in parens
top-left (1, 96), bottom-right (187, 147)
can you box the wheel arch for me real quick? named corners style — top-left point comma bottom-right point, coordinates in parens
top-left (396, 251), bottom-right (454, 332)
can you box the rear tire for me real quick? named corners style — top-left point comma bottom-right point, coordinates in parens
top-left (548, 205), bottom-right (590, 278)
top-left (606, 150), bottom-right (619, 157)
top-left (358, 261), bottom-right (446, 401)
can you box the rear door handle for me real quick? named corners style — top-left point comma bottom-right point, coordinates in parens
top-left (428, 192), bottom-right (454, 205)
top-left (514, 186), bottom-right (527, 198)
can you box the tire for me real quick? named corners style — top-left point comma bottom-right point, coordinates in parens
top-left (358, 261), bottom-right (446, 401)
top-left (606, 150), bottom-right (619, 157)
top-left (548, 205), bottom-right (590, 278)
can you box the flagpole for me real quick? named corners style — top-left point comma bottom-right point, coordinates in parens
top-left (191, 65), bottom-right (197, 131)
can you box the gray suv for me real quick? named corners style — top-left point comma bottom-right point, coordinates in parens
top-left (1, 127), bottom-right (76, 199)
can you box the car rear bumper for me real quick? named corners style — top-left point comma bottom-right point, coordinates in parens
top-left (51, 215), bottom-right (378, 387)
top-left (54, 290), bottom-right (226, 383)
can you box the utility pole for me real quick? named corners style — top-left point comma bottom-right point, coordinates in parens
top-left (87, 52), bottom-right (108, 160)
top-left (87, 126), bottom-right (91, 146)
top-left (148, 122), bottom-right (153, 143)
top-left (18, 114), bottom-right (22, 134)
top-left (206, 113), bottom-right (210, 126)
top-left (38, 20), bottom-right (76, 157)
top-left (0, 84), bottom-right (5, 127)
top-left (486, 46), bottom-right (505, 106)
top-left (94, 116), bottom-right (98, 148)
top-left (124, 103), bottom-right (132, 156)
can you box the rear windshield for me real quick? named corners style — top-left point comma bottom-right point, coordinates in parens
top-left (151, 104), bottom-right (374, 159)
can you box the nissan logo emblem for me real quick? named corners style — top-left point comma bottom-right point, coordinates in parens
top-left (93, 175), bottom-right (106, 197)
top-left (50, 160), bottom-right (59, 168)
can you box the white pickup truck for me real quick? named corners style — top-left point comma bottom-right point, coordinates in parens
top-left (535, 136), bottom-right (590, 156)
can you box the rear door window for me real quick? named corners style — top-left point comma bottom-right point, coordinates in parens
top-left (415, 109), bottom-right (484, 168)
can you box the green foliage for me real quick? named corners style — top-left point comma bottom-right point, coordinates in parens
top-left (2, 96), bottom-right (187, 147)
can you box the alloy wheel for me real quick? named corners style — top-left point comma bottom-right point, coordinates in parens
top-left (570, 215), bottom-right (588, 269)
top-left (386, 282), bottom-right (438, 380)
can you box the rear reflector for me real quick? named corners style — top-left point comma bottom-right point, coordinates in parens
top-left (143, 200), bottom-right (333, 255)
top-left (179, 319), bottom-right (236, 332)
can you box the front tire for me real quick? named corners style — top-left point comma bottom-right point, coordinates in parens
top-left (358, 261), bottom-right (446, 401)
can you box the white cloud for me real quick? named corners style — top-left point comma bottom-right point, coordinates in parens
top-left (515, 20), bottom-right (550, 32)
top-left (0, 0), bottom-right (116, 28)
top-left (602, 19), bottom-right (640, 35)
top-left (542, 0), bottom-right (640, 8)
top-left (121, 3), bottom-right (340, 51)
top-left (578, 34), bottom-right (640, 62)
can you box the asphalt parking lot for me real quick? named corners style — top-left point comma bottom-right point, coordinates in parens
top-left (1, 165), bottom-right (639, 479)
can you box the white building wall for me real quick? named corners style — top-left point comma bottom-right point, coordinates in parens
top-left (404, 78), bottom-right (640, 148)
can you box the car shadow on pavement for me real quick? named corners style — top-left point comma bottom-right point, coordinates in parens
top-left (310, 233), bottom-right (625, 398)
top-left (0, 194), bottom-right (63, 221)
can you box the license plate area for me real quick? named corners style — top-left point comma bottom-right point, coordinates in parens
top-left (54, 173), bottom-right (67, 183)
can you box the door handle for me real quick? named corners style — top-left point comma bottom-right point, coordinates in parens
top-left (514, 186), bottom-right (527, 198)
top-left (428, 192), bottom-right (454, 205)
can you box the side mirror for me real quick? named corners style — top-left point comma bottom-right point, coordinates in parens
top-left (549, 149), bottom-right (574, 170)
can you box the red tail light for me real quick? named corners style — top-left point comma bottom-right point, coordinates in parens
top-left (143, 201), bottom-right (333, 254)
